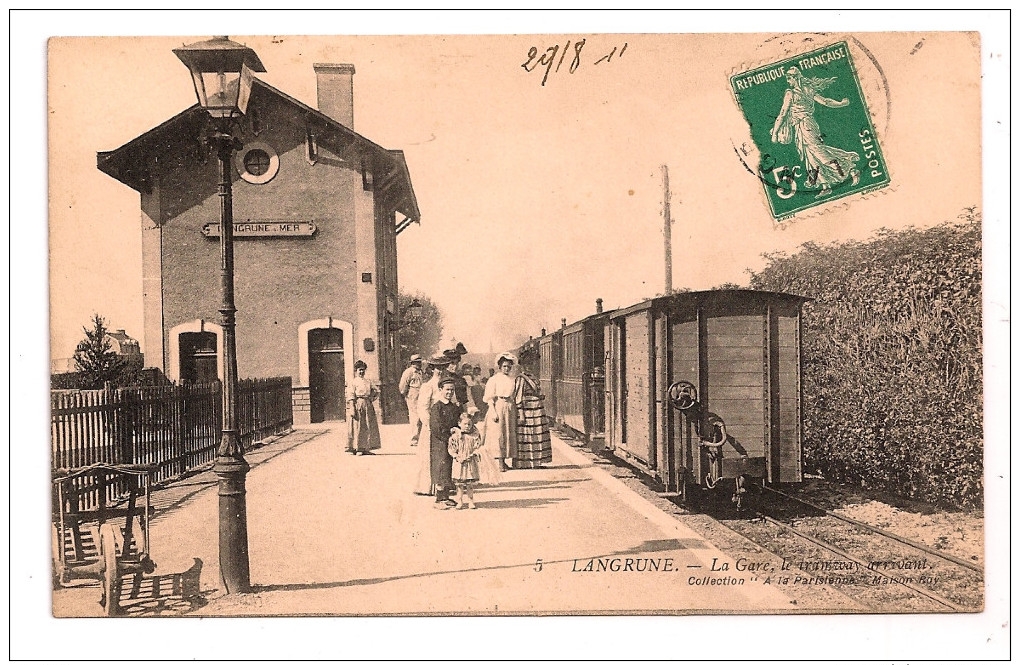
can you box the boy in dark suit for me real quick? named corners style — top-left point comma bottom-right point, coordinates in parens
top-left (429, 376), bottom-right (461, 508)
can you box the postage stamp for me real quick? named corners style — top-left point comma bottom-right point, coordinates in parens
top-left (730, 41), bottom-right (890, 220)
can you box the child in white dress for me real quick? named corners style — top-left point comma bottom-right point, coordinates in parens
top-left (448, 411), bottom-right (497, 509)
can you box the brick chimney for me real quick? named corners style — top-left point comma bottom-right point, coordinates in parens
top-left (313, 63), bottom-right (355, 128)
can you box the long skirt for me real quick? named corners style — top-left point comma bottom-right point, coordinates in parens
top-left (413, 415), bottom-right (436, 494)
top-left (405, 394), bottom-right (422, 443)
top-left (347, 398), bottom-right (381, 452)
top-left (515, 395), bottom-right (551, 468)
top-left (475, 445), bottom-right (503, 485)
top-left (483, 399), bottom-right (518, 459)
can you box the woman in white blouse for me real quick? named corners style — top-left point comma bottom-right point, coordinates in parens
top-left (483, 353), bottom-right (519, 471)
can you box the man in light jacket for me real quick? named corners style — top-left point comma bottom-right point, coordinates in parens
top-left (398, 354), bottom-right (424, 446)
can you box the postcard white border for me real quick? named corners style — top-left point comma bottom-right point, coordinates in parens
top-left (12, 9), bottom-right (1010, 661)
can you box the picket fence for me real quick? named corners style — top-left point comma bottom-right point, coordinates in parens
top-left (51, 378), bottom-right (293, 486)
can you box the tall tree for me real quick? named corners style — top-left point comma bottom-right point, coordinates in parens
top-left (397, 291), bottom-right (444, 362)
top-left (72, 314), bottom-right (126, 389)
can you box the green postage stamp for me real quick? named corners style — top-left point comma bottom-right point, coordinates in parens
top-left (731, 41), bottom-right (890, 220)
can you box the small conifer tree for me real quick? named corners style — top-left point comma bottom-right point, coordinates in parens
top-left (72, 314), bottom-right (126, 389)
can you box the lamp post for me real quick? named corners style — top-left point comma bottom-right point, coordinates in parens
top-left (174, 36), bottom-right (266, 595)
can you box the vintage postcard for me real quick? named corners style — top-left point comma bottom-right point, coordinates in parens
top-left (17, 11), bottom-right (1008, 661)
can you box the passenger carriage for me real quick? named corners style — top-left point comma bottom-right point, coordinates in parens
top-left (554, 300), bottom-right (614, 446)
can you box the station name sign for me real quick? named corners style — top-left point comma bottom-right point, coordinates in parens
top-left (202, 221), bottom-right (317, 238)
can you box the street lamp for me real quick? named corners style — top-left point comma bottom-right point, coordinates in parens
top-left (174, 36), bottom-right (266, 595)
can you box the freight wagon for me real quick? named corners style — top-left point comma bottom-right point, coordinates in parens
top-left (604, 289), bottom-right (809, 507)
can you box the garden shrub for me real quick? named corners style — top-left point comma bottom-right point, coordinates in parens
top-left (749, 209), bottom-right (982, 507)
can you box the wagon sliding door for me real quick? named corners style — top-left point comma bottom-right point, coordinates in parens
top-left (704, 300), bottom-right (766, 475)
top-left (605, 321), bottom-right (621, 450)
top-left (622, 310), bottom-right (655, 467)
top-left (560, 325), bottom-right (584, 433)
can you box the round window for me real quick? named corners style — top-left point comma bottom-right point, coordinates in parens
top-left (234, 142), bottom-right (279, 184)
top-left (243, 149), bottom-right (271, 176)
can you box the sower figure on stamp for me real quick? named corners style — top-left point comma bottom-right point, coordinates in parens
top-left (399, 354), bottom-right (424, 446)
top-left (771, 66), bottom-right (861, 198)
top-left (429, 376), bottom-right (461, 509)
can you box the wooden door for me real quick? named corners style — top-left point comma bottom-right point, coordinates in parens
top-left (623, 311), bottom-right (655, 465)
top-left (309, 328), bottom-right (345, 423)
top-left (179, 332), bottom-right (217, 384)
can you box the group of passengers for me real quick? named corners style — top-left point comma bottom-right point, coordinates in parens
top-left (348, 342), bottom-right (552, 510)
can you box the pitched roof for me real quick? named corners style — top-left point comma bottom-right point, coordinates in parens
top-left (97, 77), bottom-right (420, 224)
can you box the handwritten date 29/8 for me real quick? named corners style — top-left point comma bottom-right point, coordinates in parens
top-left (522, 39), bottom-right (628, 86)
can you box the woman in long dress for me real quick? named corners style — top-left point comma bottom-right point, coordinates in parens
top-left (771, 66), bottom-right (861, 198)
top-left (482, 353), bottom-right (519, 471)
top-left (346, 360), bottom-right (381, 455)
top-left (412, 354), bottom-right (449, 494)
top-left (514, 369), bottom-right (552, 468)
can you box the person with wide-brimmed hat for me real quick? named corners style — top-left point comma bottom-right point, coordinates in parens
top-left (398, 354), bottom-right (425, 446)
top-left (441, 341), bottom-right (476, 411)
top-left (482, 352), bottom-right (520, 470)
top-left (412, 353), bottom-right (454, 495)
top-left (346, 359), bottom-right (381, 455)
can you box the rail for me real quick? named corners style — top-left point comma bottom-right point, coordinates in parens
top-left (51, 378), bottom-right (293, 510)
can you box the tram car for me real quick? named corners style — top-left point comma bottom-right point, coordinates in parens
top-left (603, 289), bottom-right (809, 508)
top-left (536, 326), bottom-right (562, 423)
top-left (553, 299), bottom-right (614, 446)
top-left (517, 335), bottom-right (541, 377)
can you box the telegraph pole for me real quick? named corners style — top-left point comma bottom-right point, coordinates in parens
top-left (662, 164), bottom-right (673, 294)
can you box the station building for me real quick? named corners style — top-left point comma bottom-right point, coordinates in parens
top-left (98, 63), bottom-right (420, 425)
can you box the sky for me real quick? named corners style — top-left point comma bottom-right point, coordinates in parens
top-left (14, 9), bottom-right (1013, 661)
top-left (45, 21), bottom-right (996, 362)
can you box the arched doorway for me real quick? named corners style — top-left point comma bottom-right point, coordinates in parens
top-left (308, 327), bottom-right (346, 423)
top-left (168, 320), bottom-right (224, 384)
top-left (179, 331), bottom-right (219, 384)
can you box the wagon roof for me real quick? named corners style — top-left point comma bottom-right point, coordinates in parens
top-left (563, 309), bottom-right (616, 333)
top-left (609, 289), bottom-right (812, 319)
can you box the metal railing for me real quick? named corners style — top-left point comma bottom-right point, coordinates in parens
top-left (51, 378), bottom-right (293, 489)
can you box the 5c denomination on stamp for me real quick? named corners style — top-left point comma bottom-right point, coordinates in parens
top-left (731, 41), bottom-right (890, 220)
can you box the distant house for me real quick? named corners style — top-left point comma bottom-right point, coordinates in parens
top-left (50, 328), bottom-right (144, 383)
top-left (97, 62), bottom-right (420, 425)
top-left (50, 357), bottom-right (77, 374)
top-left (105, 329), bottom-right (143, 363)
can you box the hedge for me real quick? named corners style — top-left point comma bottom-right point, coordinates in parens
top-left (748, 209), bottom-right (982, 507)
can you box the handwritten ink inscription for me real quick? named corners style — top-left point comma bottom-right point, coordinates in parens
top-left (521, 38), bottom-right (628, 86)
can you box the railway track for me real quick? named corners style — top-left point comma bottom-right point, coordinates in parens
top-left (762, 487), bottom-right (983, 574)
top-left (698, 487), bottom-right (983, 613)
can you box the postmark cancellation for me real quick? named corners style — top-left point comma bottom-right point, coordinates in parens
top-left (730, 41), bottom-right (890, 221)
